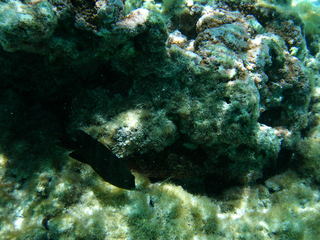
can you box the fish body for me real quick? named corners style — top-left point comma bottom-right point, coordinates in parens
top-left (68, 130), bottom-right (135, 190)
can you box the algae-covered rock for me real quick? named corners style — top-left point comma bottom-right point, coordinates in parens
top-left (84, 109), bottom-right (177, 158)
top-left (66, 2), bottom-right (311, 183)
top-left (0, 0), bottom-right (313, 182)
top-left (0, 0), bottom-right (58, 52)
top-left (0, 0), bottom-right (319, 239)
top-left (1, 154), bottom-right (320, 240)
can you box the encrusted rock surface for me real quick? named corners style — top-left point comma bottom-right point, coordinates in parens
top-left (0, 0), bottom-right (319, 239)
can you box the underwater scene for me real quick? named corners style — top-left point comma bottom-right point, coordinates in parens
top-left (0, 0), bottom-right (320, 239)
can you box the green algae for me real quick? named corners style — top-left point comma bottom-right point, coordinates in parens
top-left (0, 0), bottom-right (319, 239)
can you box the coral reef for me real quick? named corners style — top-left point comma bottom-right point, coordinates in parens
top-left (68, 1), bottom-right (312, 183)
top-left (258, 0), bottom-right (320, 35)
top-left (0, 0), bottom-right (319, 239)
top-left (1, 157), bottom-right (320, 239)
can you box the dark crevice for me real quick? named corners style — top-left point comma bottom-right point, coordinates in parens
top-left (265, 47), bottom-right (284, 82)
top-left (223, 97), bottom-right (231, 104)
top-left (128, 136), bottom-right (208, 180)
top-left (171, 11), bottom-right (201, 39)
top-left (256, 147), bottom-right (295, 184)
top-left (70, 0), bottom-right (96, 8)
top-left (258, 106), bottom-right (285, 127)
top-left (203, 173), bottom-right (241, 196)
top-left (138, 142), bottom-right (250, 196)
top-left (0, 50), bottom-right (133, 181)
top-left (195, 152), bottom-right (245, 196)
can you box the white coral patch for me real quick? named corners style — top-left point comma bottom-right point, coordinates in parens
top-left (124, 110), bottom-right (141, 129)
top-left (0, 154), bottom-right (7, 167)
top-left (168, 30), bottom-right (188, 46)
top-left (117, 8), bottom-right (149, 29)
top-left (14, 217), bottom-right (24, 230)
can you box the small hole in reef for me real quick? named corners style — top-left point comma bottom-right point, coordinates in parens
top-left (171, 11), bottom-right (201, 39)
top-left (258, 106), bottom-right (284, 127)
top-left (223, 97), bottom-right (231, 104)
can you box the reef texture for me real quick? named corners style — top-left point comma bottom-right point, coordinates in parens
top-left (0, 0), bottom-right (319, 239)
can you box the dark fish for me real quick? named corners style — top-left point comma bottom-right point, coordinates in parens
top-left (67, 130), bottom-right (135, 190)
